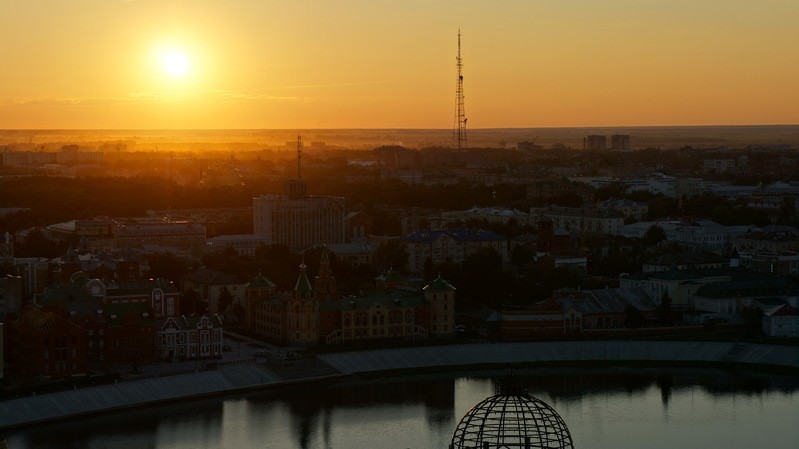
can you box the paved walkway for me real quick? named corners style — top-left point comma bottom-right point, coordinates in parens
top-left (1, 340), bottom-right (797, 430)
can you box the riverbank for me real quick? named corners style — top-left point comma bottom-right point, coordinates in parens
top-left (2, 340), bottom-right (797, 430)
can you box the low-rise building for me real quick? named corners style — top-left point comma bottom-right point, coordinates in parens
top-left (444, 207), bottom-right (531, 226)
top-left (530, 206), bottom-right (624, 236)
top-left (156, 314), bottom-right (224, 360)
top-left (692, 274), bottom-right (799, 317)
top-left (401, 229), bottom-right (508, 274)
top-left (47, 219), bottom-right (117, 251)
top-left (706, 184), bottom-right (759, 200)
top-left (37, 272), bottom-right (180, 320)
top-left (500, 287), bottom-right (656, 339)
top-left (7, 304), bottom-right (88, 378)
top-left (761, 304), bottom-right (798, 338)
top-left (205, 234), bottom-right (271, 257)
top-left (668, 221), bottom-right (757, 253)
top-left (181, 268), bottom-right (245, 317)
top-left (733, 230), bottom-right (799, 253)
top-left (50, 246), bottom-right (141, 284)
top-left (621, 220), bottom-right (758, 252)
top-left (597, 198), bottom-right (648, 221)
top-left (116, 222), bottom-right (207, 257)
top-left (326, 242), bottom-right (375, 266)
top-left (735, 250), bottom-right (799, 277)
top-left (243, 247), bottom-right (455, 346)
top-left (620, 269), bottom-right (731, 309)
top-left (642, 252), bottom-right (728, 273)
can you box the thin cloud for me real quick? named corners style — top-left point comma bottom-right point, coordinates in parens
top-left (0, 97), bottom-right (126, 106)
top-left (1, 90), bottom-right (313, 107)
top-left (263, 80), bottom-right (388, 91)
top-left (210, 91), bottom-right (309, 103)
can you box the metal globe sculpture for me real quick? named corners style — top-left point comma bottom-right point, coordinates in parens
top-left (450, 379), bottom-right (573, 449)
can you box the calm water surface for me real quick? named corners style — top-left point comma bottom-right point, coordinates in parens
top-left (7, 367), bottom-right (799, 449)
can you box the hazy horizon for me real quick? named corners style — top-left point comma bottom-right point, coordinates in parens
top-left (3, 124), bottom-right (799, 131)
top-left (2, 125), bottom-right (798, 151)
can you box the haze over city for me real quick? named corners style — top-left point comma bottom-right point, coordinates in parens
top-left (1, 0), bottom-right (798, 129)
top-left (2, 2), bottom-right (799, 449)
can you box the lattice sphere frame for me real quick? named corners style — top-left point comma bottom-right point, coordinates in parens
top-left (450, 393), bottom-right (573, 449)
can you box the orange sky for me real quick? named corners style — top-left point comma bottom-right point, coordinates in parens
top-left (1, 0), bottom-right (797, 129)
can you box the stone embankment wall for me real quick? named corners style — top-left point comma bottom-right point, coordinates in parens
top-left (318, 341), bottom-right (799, 374)
top-left (2, 341), bottom-right (796, 430)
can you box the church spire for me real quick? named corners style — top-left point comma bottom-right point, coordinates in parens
top-left (314, 245), bottom-right (338, 301)
top-left (294, 260), bottom-right (313, 295)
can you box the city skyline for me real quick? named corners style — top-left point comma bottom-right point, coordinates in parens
top-left (1, 0), bottom-right (798, 129)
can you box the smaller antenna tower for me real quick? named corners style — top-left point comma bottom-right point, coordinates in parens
top-left (454, 29), bottom-right (467, 151)
top-left (297, 134), bottom-right (303, 179)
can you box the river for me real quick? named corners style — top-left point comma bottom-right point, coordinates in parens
top-left (6, 366), bottom-right (798, 449)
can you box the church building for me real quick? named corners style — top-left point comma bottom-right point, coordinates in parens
top-left (244, 246), bottom-right (456, 346)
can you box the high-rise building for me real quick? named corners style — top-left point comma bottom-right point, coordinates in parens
top-left (611, 134), bottom-right (631, 150)
top-left (252, 136), bottom-right (345, 251)
top-left (253, 189), bottom-right (345, 251)
top-left (584, 135), bottom-right (607, 150)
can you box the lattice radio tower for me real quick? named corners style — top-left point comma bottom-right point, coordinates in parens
top-left (454, 29), bottom-right (467, 150)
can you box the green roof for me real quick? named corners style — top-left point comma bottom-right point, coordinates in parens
top-left (423, 275), bottom-right (456, 292)
top-left (247, 273), bottom-right (276, 289)
top-left (695, 277), bottom-right (799, 298)
top-left (106, 278), bottom-right (178, 296)
top-left (37, 283), bottom-right (96, 305)
top-left (294, 263), bottom-right (313, 294)
top-left (375, 267), bottom-right (406, 283)
top-left (319, 288), bottom-right (427, 312)
top-left (103, 301), bottom-right (156, 326)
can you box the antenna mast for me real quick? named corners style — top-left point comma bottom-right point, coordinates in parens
top-left (297, 134), bottom-right (303, 179)
top-left (454, 29), bottom-right (467, 151)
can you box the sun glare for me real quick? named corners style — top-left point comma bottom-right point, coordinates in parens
top-left (161, 49), bottom-right (190, 78)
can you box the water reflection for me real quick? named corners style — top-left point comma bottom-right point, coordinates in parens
top-left (245, 375), bottom-right (458, 448)
top-left (6, 367), bottom-right (798, 449)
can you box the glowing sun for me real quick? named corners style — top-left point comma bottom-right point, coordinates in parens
top-left (161, 49), bottom-right (191, 78)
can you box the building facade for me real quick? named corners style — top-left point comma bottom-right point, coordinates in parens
top-left (253, 193), bottom-right (345, 251)
top-left (401, 229), bottom-right (508, 274)
top-left (115, 222), bottom-right (207, 256)
top-left (531, 206), bottom-right (624, 236)
top-left (156, 314), bottom-right (223, 360)
top-left (500, 287), bottom-right (657, 339)
top-left (7, 305), bottom-right (88, 378)
top-left (181, 268), bottom-right (245, 317)
top-left (761, 305), bottom-right (798, 338)
top-left (243, 247), bottom-right (456, 346)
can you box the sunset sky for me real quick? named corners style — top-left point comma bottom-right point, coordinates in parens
top-left (1, 0), bottom-right (797, 129)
